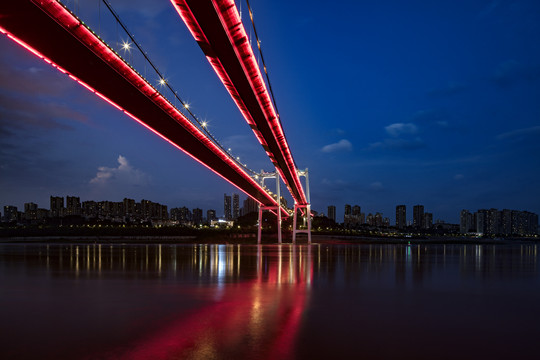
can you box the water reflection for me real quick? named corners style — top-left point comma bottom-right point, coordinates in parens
top-left (0, 243), bottom-right (315, 359)
top-left (0, 242), bottom-right (539, 359)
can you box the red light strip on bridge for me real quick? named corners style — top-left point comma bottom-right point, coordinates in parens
top-left (171, 0), bottom-right (307, 206)
top-left (0, 2), bottom-right (287, 213)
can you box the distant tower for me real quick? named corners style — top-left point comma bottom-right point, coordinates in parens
top-left (501, 209), bottom-right (512, 235)
top-left (344, 204), bottom-right (351, 225)
top-left (50, 196), bottom-right (64, 217)
top-left (193, 208), bottom-right (203, 225)
top-left (243, 197), bottom-right (258, 215)
top-left (413, 205), bottom-right (424, 229)
top-left (476, 210), bottom-right (487, 234)
top-left (327, 205), bottom-right (336, 222)
top-left (396, 205), bottom-right (406, 229)
top-left (224, 194), bottom-right (232, 220)
top-left (352, 205), bottom-right (361, 225)
top-left (66, 196), bottom-right (81, 216)
top-left (207, 209), bottom-right (216, 223)
top-left (232, 193), bottom-right (240, 219)
top-left (424, 212), bottom-right (433, 230)
top-left (3, 205), bottom-right (18, 222)
top-left (460, 209), bottom-right (472, 234)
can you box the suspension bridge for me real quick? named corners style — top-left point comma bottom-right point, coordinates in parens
top-left (0, 0), bottom-right (311, 242)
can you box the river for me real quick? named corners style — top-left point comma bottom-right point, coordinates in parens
top-left (1, 241), bottom-right (539, 359)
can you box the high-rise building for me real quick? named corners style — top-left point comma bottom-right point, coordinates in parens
top-left (50, 196), bottom-right (64, 217)
top-left (232, 193), bottom-right (240, 219)
top-left (170, 207), bottom-right (192, 224)
top-left (352, 205), bottom-right (361, 225)
top-left (488, 208), bottom-right (500, 235)
top-left (344, 204), bottom-right (351, 225)
top-left (224, 194), bottom-right (232, 220)
top-left (327, 205), bottom-right (336, 222)
top-left (413, 205), bottom-right (424, 229)
top-left (374, 212), bottom-right (383, 227)
top-left (193, 208), bottom-right (203, 225)
top-left (24, 202), bottom-right (38, 221)
top-left (424, 212), bottom-right (433, 230)
top-left (476, 210), bottom-right (487, 234)
top-left (66, 196), bottom-right (81, 216)
top-left (243, 197), bottom-right (258, 215)
top-left (82, 201), bottom-right (98, 219)
top-left (3, 205), bottom-right (18, 223)
top-left (160, 205), bottom-right (168, 220)
top-left (207, 209), bottom-right (216, 223)
top-left (460, 209), bottom-right (473, 234)
top-left (123, 198), bottom-right (136, 217)
top-left (501, 209), bottom-right (512, 235)
top-left (366, 213), bottom-right (374, 226)
top-left (396, 205), bottom-right (406, 229)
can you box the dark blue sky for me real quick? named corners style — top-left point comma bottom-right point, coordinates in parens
top-left (1, 0), bottom-right (539, 223)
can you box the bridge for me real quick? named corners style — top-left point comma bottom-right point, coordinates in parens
top-left (0, 0), bottom-right (311, 242)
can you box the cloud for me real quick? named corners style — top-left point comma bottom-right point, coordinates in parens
top-left (0, 94), bottom-right (87, 131)
top-left (369, 137), bottom-right (425, 151)
top-left (0, 45), bottom-right (89, 133)
top-left (428, 82), bottom-right (468, 97)
top-left (496, 125), bottom-right (540, 140)
top-left (491, 60), bottom-right (540, 87)
top-left (385, 123), bottom-right (418, 137)
top-left (454, 174), bottom-right (464, 180)
top-left (479, 0), bottom-right (501, 18)
top-left (0, 50), bottom-right (75, 96)
top-left (369, 181), bottom-right (384, 190)
top-left (321, 139), bottom-right (352, 153)
top-left (90, 155), bottom-right (150, 186)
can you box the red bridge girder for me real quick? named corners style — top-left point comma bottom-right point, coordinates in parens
top-left (171, 0), bottom-right (308, 206)
top-left (0, 0), bottom-right (286, 212)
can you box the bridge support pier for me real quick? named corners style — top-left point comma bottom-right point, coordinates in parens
top-left (257, 171), bottom-right (282, 244)
top-left (292, 169), bottom-right (312, 244)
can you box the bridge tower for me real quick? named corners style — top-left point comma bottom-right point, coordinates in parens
top-left (292, 169), bottom-right (312, 244)
top-left (257, 171), bottom-right (283, 244)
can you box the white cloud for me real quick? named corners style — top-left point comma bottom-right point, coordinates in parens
top-left (385, 123), bottom-right (418, 137)
top-left (496, 125), bottom-right (540, 140)
top-left (90, 155), bottom-right (150, 186)
top-left (369, 181), bottom-right (384, 190)
top-left (369, 137), bottom-right (425, 150)
top-left (321, 139), bottom-right (352, 153)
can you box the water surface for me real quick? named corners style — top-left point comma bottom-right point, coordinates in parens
top-left (1, 242), bottom-right (539, 359)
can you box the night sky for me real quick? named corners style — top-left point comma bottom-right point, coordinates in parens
top-left (1, 0), bottom-right (539, 223)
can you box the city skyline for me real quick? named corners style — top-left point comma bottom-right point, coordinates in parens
top-left (1, 1), bottom-right (540, 223)
top-left (4, 191), bottom-right (538, 235)
top-left (5, 193), bottom-right (537, 237)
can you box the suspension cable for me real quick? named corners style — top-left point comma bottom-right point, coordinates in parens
top-left (98, 1), bottom-right (258, 176)
top-left (245, 0), bottom-right (281, 124)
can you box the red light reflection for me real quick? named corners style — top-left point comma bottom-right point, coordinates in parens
top-left (114, 245), bottom-right (313, 360)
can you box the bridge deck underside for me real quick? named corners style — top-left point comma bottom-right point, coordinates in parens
top-left (0, 0), bottom-right (283, 209)
top-left (172, 0), bottom-right (307, 205)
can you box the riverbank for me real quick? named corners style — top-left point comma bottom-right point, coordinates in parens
top-left (0, 233), bottom-right (537, 245)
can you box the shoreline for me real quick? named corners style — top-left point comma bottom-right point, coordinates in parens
top-left (0, 233), bottom-right (537, 245)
